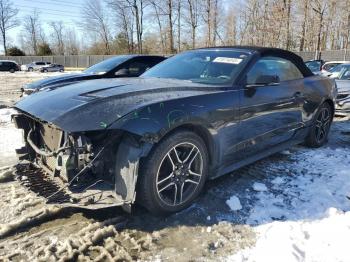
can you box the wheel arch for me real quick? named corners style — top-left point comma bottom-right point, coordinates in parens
top-left (323, 98), bottom-right (335, 116)
top-left (154, 123), bottom-right (216, 166)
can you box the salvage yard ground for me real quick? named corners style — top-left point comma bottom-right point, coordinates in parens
top-left (0, 72), bottom-right (350, 261)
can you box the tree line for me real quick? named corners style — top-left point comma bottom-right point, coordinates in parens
top-left (1, 0), bottom-right (350, 56)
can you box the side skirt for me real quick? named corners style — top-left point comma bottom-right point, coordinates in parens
top-left (211, 136), bottom-right (306, 180)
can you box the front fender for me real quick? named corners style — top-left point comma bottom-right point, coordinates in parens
top-left (109, 95), bottom-right (216, 143)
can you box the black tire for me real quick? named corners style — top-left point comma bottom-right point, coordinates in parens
top-left (59, 69), bottom-right (64, 72)
top-left (9, 68), bottom-right (15, 73)
top-left (138, 130), bottom-right (209, 215)
top-left (28, 67), bottom-right (33, 72)
top-left (43, 69), bottom-right (48, 73)
top-left (305, 102), bottom-right (333, 148)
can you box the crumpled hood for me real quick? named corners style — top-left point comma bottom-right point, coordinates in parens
top-left (15, 77), bottom-right (222, 132)
top-left (336, 80), bottom-right (350, 94)
top-left (24, 72), bottom-right (93, 90)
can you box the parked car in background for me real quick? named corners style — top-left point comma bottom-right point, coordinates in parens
top-left (334, 64), bottom-right (350, 116)
top-left (0, 60), bottom-right (20, 73)
top-left (21, 61), bottom-right (52, 72)
top-left (40, 64), bottom-right (64, 73)
top-left (21, 55), bottom-right (166, 95)
top-left (14, 47), bottom-right (336, 215)
top-left (305, 59), bottom-right (324, 74)
top-left (321, 61), bottom-right (350, 77)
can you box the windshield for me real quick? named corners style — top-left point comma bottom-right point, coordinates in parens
top-left (84, 56), bottom-right (131, 75)
top-left (338, 65), bottom-right (350, 80)
top-left (142, 50), bottom-right (251, 85)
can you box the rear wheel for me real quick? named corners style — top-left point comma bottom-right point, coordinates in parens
top-left (138, 130), bottom-right (209, 215)
top-left (43, 69), bottom-right (48, 73)
top-left (305, 102), bottom-right (333, 148)
top-left (28, 67), bottom-right (33, 72)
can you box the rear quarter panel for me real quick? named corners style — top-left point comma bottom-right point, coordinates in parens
top-left (301, 75), bottom-right (336, 124)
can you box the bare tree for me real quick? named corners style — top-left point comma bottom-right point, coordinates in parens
top-left (49, 21), bottom-right (65, 55)
top-left (108, 0), bottom-right (135, 53)
top-left (22, 10), bottom-right (41, 55)
top-left (285, 0), bottom-right (292, 49)
top-left (299, 0), bottom-right (308, 51)
top-left (186, 0), bottom-right (200, 49)
top-left (150, 1), bottom-right (167, 53)
top-left (81, 0), bottom-right (111, 54)
top-left (124, 0), bottom-right (148, 53)
top-left (65, 28), bottom-right (80, 55)
top-left (176, 0), bottom-right (182, 52)
top-left (0, 0), bottom-right (19, 55)
top-left (312, 0), bottom-right (327, 59)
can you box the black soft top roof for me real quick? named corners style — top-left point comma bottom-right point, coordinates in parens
top-left (198, 46), bottom-right (314, 77)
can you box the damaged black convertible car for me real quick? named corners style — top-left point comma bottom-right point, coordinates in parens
top-left (13, 47), bottom-right (337, 215)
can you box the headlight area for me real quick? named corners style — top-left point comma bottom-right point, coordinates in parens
top-left (11, 113), bottom-right (139, 210)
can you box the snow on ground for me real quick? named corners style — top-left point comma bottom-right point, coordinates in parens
top-left (226, 196), bottom-right (243, 211)
top-left (225, 119), bottom-right (350, 262)
top-left (252, 182), bottom-right (267, 192)
top-left (0, 108), bottom-right (24, 166)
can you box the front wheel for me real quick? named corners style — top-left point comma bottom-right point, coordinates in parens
top-left (138, 130), bottom-right (209, 215)
top-left (305, 102), bottom-right (333, 148)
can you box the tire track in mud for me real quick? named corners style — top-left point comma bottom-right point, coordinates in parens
top-left (0, 167), bottom-right (255, 261)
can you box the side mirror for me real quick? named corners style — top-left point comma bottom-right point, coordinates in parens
top-left (247, 75), bottom-right (280, 87)
top-left (115, 68), bottom-right (129, 77)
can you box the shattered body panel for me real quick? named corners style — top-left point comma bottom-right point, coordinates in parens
top-left (13, 47), bottom-right (337, 211)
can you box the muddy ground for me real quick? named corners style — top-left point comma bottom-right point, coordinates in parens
top-left (0, 72), bottom-right (349, 261)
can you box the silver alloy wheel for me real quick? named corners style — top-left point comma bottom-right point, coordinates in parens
top-left (315, 106), bottom-right (331, 143)
top-left (156, 142), bottom-right (203, 206)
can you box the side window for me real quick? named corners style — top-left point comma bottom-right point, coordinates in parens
top-left (127, 59), bottom-right (149, 76)
top-left (247, 56), bottom-right (303, 84)
top-left (36, 62), bottom-right (45, 66)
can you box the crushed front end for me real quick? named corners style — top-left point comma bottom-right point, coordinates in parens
top-left (12, 111), bottom-right (141, 211)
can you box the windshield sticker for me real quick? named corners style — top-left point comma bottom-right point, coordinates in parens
top-left (213, 57), bottom-right (243, 64)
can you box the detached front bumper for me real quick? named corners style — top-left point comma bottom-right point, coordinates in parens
top-left (335, 93), bottom-right (350, 116)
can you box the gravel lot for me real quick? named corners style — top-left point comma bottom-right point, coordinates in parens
top-left (0, 72), bottom-right (349, 261)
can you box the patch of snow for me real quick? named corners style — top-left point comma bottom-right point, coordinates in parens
top-left (227, 208), bottom-right (350, 262)
top-left (0, 108), bottom-right (24, 166)
top-left (226, 196), bottom-right (242, 211)
top-left (252, 182), bottom-right (268, 192)
top-left (271, 177), bottom-right (284, 185)
top-left (227, 145), bottom-right (350, 262)
top-left (0, 108), bottom-right (17, 124)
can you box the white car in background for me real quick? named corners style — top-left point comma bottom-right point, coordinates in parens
top-left (21, 61), bottom-right (52, 72)
top-left (321, 61), bottom-right (350, 77)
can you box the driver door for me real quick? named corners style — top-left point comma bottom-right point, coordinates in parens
top-left (234, 56), bottom-right (304, 161)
